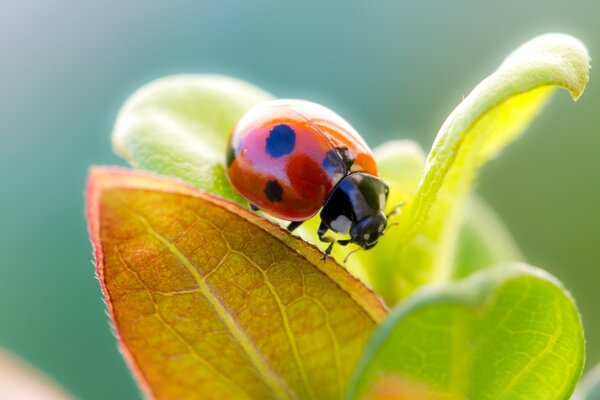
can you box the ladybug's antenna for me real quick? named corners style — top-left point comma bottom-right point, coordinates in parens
top-left (380, 202), bottom-right (405, 236)
top-left (343, 202), bottom-right (407, 263)
top-left (380, 221), bottom-right (399, 237)
top-left (343, 247), bottom-right (362, 263)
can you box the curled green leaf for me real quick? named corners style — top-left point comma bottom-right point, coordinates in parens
top-left (453, 195), bottom-right (523, 279)
top-left (346, 264), bottom-right (585, 400)
top-left (375, 33), bottom-right (590, 304)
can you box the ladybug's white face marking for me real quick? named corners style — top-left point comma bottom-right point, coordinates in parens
top-left (379, 192), bottom-right (386, 209)
top-left (330, 215), bottom-right (352, 234)
top-left (378, 223), bottom-right (385, 233)
top-left (363, 233), bottom-right (371, 241)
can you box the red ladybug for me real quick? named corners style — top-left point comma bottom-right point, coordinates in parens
top-left (226, 99), bottom-right (389, 259)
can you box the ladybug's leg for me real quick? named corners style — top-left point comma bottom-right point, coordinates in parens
top-left (318, 222), bottom-right (353, 261)
top-left (286, 221), bottom-right (304, 232)
top-left (249, 204), bottom-right (260, 212)
top-left (322, 242), bottom-right (334, 262)
top-left (317, 221), bottom-right (332, 242)
top-left (318, 221), bottom-right (336, 261)
top-left (322, 240), bottom-right (350, 262)
top-left (318, 224), bottom-right (349, 244)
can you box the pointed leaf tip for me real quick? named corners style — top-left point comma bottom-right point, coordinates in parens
top-left (85, 167), bottom-right (387, 399)
top-left (380, 33), bottom-right (591, 303)
top-left (501, 33), bottom-right (590, 100)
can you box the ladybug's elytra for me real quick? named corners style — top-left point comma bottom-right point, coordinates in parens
top-left (225, 99), bottom-right (390, 260)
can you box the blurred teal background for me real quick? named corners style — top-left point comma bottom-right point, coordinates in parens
top-left (0, 1), bottom-right (598, 398)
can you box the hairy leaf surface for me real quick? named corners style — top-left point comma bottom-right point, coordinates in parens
top-left (376, 34), bottom-right (589, 303)
top-left (112, 75), bottom-right (273, 202)
top-left (86, 167), bottom-right (387, 400)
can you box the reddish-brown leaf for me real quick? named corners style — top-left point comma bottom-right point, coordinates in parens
top-left (86, 167), bottom-right (387, 400)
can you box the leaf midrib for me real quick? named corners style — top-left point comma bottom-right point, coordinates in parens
top-left (113, 245), bottom-right (255, 400)
top-left (193, 211), bottom-right (324, 400)
top-left (127, 209), bottom-right (296, 400)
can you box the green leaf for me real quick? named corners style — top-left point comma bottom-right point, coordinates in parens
top-left (351, 141), bottom-right (522, 303)
top-left (112, 74), bottom-right (273, 202)
top-left (347, 140), bottom-right (427, 295)
top-left (573, 364), bottom-right (600, 400)
top-left (346, 264), bottom-right (585, 400)
top-left (109, 36), bottom-right (589, 308)
top-left (370, 33), bottom-right (589, 304)
top-left (453, 195), bottom-right (523, 279)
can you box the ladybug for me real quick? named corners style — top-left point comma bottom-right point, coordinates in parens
top-left (225, 99), bottom-right (390, 260)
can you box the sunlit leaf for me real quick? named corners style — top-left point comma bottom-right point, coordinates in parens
top-left (346, 264), bottom-right (584, 400)
top-left (353, 141), bottom-right (522, 303)
top-left (452, 195), bottom-right (522, 279)
top-left (109, 36), bottom-right (589, 309)
top-left (346, 140), bottom-right (426, 297)
top-left (112, 74), bottom-right (273, 202)
top-left (86, 167), bottom-right (387, 400)
top-left (379, 33), bottom-right (590, 304)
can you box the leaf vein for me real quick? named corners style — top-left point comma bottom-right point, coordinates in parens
top-left (125, 209), bottom-right (295, 400)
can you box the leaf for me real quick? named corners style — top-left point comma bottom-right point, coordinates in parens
top-left (0, 349), bottom-right (73, 400)
top-left (86, 167), bottom-right (387, 400)
top-left (573, 364), bottom-right (600, 400)
top-left (346, 140), bottom-right (427, 299)
top-left (109, 35), bottom-right (589, 307)
top-left (350, 141), bottom-right (522, 303)
top-left (452, 195), bottom-right (523, 279)
top-left (378, 33), bottom-right (590, 304)
top-left (112, 74), bottom-right (273, 202)
top-left (346, 264), bottom-right (585, 400)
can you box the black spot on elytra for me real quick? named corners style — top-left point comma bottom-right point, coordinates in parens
top-left (266, 124), bottom-right (296, 157)
top-left (264, 180), bottom-right (283, 202)
top-left (226, 142), bottom-right (236, 167)
top-left (337, 147), bottom-right (355, 169)
top-left (322, 147), bottom-right (354, 174)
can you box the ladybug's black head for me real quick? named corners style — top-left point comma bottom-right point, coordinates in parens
top-left (350, 210), bottom-right (387, 249)
top-left (320, 173), bottom-right (389, 252)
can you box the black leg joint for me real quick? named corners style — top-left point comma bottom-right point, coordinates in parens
top-left (287, 220), bottom-right (304, 232)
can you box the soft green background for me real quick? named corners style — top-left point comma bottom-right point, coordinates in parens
top-left (0, 1), bottom-right (598, 398)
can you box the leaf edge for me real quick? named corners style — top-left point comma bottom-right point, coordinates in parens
top-left (345, 262), bottom-right (585, 400)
